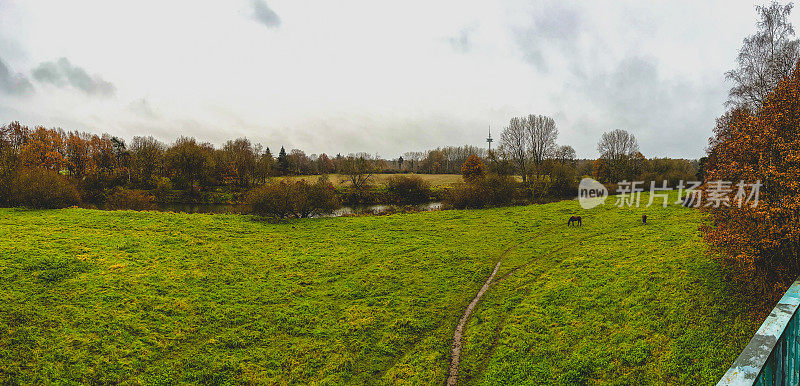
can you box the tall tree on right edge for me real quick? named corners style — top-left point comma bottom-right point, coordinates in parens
top-left (726, 1), bottom-right (800, 111)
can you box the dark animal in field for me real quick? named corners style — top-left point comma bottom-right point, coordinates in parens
top-left (568, 216), bottom-right (582, 226)
top-left (642, 214), bottom-right (647, 225)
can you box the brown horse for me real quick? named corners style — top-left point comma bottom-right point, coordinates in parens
top-left (567, 216), bottom-right (582, 226)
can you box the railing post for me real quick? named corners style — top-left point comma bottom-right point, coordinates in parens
top-left (718, 278), bottom-right (800, 386)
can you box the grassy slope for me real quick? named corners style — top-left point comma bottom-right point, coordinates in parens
top-left (459, 195), bottom-right (757, 385)
top-left (0, 194), bottom-right (756, 384)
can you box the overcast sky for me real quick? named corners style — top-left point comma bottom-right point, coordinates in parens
top-left (0, 0), bottom-right (782, 158)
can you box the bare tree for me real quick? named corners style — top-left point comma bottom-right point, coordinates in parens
top-left (403, 151), bottom-right (424, 172)
top-left (524, 114), bottom-right (558, 169)
top-left (553, 145), bottom-right (576, 165)
top-left (727, 1), bottom-right (800, 110)
top-left (500, 117), bottom-right (529, 182)
top-left (340, 152), bottom-right (377, 191)
top-left (597, 129), bottom-right (640, 181)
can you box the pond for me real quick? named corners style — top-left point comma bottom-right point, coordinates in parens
top-left (152, 202), bottom-right (443, 217)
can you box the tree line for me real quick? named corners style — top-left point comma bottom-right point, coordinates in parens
top-left (491, 115), bottom-right (698, 187)
top-left (0, 115), bottom-right (700, 210)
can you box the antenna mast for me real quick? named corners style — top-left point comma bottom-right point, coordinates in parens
top-left (486, 125), bottom-right (493, 151)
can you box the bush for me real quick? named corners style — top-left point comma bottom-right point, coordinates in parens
top-left (445, 183), bottom-right (486, 209)
top-left (484, 174), bottom-right (517, 206)
top-left (338, 186), bottom-right (387, 206)
top-left (248, 182), bottom-right (292, 218)
top-left (461, 155), bottom-right (486, 182)
top-left (106, 189), bottom-right (156, 211)
top-left (520, 176), bottom-right (552, 201)
top-left (12, 168), bottom-right (80, 209)
top-left (154, 177), bottom-right (173, 200)
top-left (386, 175), bottom-right (432, 204)
top-left (444, 174), bottom-right (517, 209)
top-left (548, 163), bottom-right (578, 197)
top-left (248, 177), bottom-right (339, 219)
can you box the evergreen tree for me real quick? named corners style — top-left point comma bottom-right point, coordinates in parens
top-left (276, 146), bottom-right (289, 175)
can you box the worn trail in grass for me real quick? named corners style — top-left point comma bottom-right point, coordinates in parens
top-left (448, 225), bottom-right (562, 386)
top-left (457, 194), bottom-right (758, 385)
top-left (0, 193), bottom-right (758, 384)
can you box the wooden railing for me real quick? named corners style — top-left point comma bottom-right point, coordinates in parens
top-left (718, 278), bottom-right (800, 385)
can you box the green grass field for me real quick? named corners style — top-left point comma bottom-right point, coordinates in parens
top-left (0, 193), bottom-right (757, 384)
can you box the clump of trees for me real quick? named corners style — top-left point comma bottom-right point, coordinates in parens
top-left (703, 1), bottom-right (800, 310)
top-left (588, 129), bottom-right (697, 185)
top-left (12, 168), bottom-right (80, 209)
top-left (705, 67), bottom-right (800, 309)
top-left (386, 175), bottom-right (432, 204)
top-left (595, 129), bottom-right (640, 182)
top-left (0, 122), bottom-right (371, 209)
top-left (499, 114), bottom-right (563, 182)
top-left (247, 177), bottom-right (338, 219)
top-left (492, 114), bottom-right (583, 200)
top-left (445, 171), bottom-right (517, 209)
top-left (402, 145), bottom-right (487, 174)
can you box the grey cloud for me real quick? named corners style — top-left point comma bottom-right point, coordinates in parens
top-left (252, 0), bottom-right (281, 29)
top-left (567, 56), bottom-right (725, 158)
top-left (0, 58), bottom-right (34, 96)
top-left (32, 57), bottom-right (115, 96)
top-left (514, 5), bottom-right (583, 71)
top-left (448, 26), bottom-right (475, 53)
top-left (532, 5), bottom-right (582, 41)
top-left (128, 98), bottom-right (159, 119)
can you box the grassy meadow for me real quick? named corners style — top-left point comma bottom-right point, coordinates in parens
top-left (0, 193), bottom-right (757, 384)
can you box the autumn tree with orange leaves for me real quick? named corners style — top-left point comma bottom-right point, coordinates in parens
top-left (20, 126), bottom-right (65, 171)
top-left (703, 63), bottom-right (800, 307)
top-left (461, 154), bottom-right (486, 182)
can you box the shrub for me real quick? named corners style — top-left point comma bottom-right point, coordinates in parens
top-left (12, 168), bottom-right (80, 209)
top-left (248, 177), bottom-right (339, 219)
top-left (248, 182), bottom-right (293, 218)
top-left (386, 175), bottom-right (432, 204)
top-left (154, 177), bottom-right (173, 200)
top-left (444, 182), bottom-right (486, 209)
top-left (338, 186), bottom-right (387, 206)
top-left (292, 177), bottom-right (339, 218)
top-left (549, 163), bottom-right (578, 197)
top-left (106, 189), bottom-right (156, 211)
top-left (444, 174), bottom-right (517, 209)
top-left (520, 176), bottom-right (552, 202)
top-left (484, 174), bottom-right (517, 206)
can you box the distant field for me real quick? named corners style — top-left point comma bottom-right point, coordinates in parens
top-left (0, 193), bottom-right (756, 384)
top-left (277, 173), bottom-right (465, 188)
